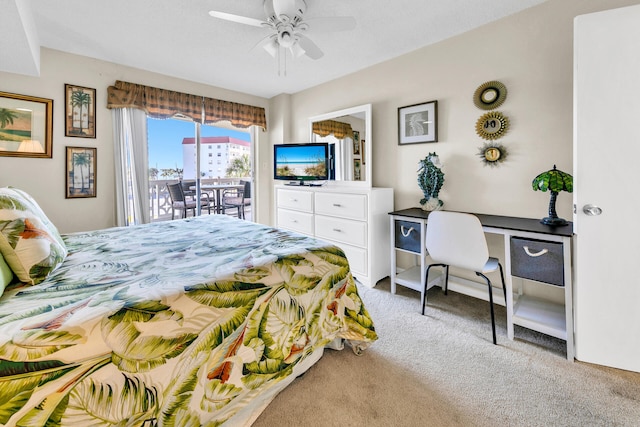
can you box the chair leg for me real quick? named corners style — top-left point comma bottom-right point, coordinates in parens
top-left (443, 265), bottom-right (450, 295)
top-left (498, 262), bottom-right (507, 303)
top-left (422, 263), bottom-right (448, 315)
top-left (421, 265), bottom-right (434, 315)
top-left (477, 272), bottom-right (497, 345)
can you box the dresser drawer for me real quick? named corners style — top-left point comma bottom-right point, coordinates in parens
top-left (510, 237), bottom-right (564, 286)
top-left (315, 215), bottom-right (367, 247)
top-left (394, 220), bottom-right (421, 253)
top-left (277, 189), bottom-right (313, 212)
top-left (314, 192), bottom-right (367, 221)
top-left (277, 209), bottom-right (314, 235)
top-left (331, 242), bottom-right (367, 277)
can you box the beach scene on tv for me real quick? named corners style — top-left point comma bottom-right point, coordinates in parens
top-left (275, 145), bottom-right (327, 178)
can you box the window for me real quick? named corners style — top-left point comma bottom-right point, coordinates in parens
top-left (147, 118), bottom-right (253, 222)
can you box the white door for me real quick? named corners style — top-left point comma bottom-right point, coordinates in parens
top-left (573, 5), bottom-right (640, 372)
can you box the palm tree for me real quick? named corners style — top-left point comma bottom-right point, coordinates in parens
top-left (0, 108), bottom-right (18, 129)
top-left (72, 152), bottom-right (91, 192)
top-left (226, 154), bottom-right (251, 177)
top-left (149, 167), bottom-right (159, 180)
top-left (71, 90), bottom-right (91, 135)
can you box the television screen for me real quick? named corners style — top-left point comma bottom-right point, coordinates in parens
top-left (274, 143), bottom-right (329, 181)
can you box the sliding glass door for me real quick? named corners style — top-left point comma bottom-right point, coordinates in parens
top-left (147, 117), bottom-right (253, 222)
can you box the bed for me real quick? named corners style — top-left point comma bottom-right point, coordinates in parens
top-left (0, 187), bottom-right (377, 426)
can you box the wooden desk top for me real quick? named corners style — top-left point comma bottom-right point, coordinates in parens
top-left (389, 207), bottom-right (573, 237)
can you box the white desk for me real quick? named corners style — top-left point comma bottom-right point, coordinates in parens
top-left (389, 208), bottom-right (574, 360)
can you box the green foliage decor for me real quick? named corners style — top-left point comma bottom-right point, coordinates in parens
top-left (417, 152), bottom-right (445, 210)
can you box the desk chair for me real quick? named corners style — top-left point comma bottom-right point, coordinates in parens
top-left (221, 181), bottom-right (250, 219)
top-left (422, 211), bottom-right (507, 344)
top-left (167, 183), bottom-right (212, 219)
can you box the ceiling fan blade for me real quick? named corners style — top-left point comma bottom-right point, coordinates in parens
top-left (291, 43), bottom-right (306, 58)
top-left (208, 10), bottom-right (265, 27)
top-left (297, 34), bottom-right (324, 60)
top-left (305, 16), bottom-right (356, 32)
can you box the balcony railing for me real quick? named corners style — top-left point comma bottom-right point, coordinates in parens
top-left (149, 178), bottom-right (245, 222)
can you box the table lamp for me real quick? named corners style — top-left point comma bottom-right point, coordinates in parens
top-left (532, 165), bottom-right (573, 226)
top-left (17, 140), bottom-right (44, 153)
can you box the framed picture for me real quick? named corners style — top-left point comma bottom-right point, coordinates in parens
top-left (65, 84), bottom-right (96, 138)
top-left (353, 158), bottom-right (362, 181)
top-left (0, 91), bottom-right (53, 158)
top-left (398, 100), bottom-right (438, 145)
top-left (353, 130), bottom-right (361, 155)
top-left (66, 146), bottom-right (97, 198)
top-left (361, 139), bottom-right (366, 164)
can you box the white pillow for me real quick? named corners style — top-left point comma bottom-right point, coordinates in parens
top-left (0, 187), bottom-right (67, 285)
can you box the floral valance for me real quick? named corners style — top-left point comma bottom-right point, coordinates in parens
top-left (312, 120), bottom-right (353, 139)
top-left (106, 80), bottom-right (267, 131)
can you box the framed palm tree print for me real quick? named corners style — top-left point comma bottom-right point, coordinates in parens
top-left (66, 146), bottom-right (97, 198)
top-left (65, 84), bottom-right (96, 138)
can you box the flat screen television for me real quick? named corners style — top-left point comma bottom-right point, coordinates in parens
top-left (274, 143), bottom-right (330, 184)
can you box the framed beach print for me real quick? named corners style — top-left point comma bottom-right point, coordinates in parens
top-left (0, 91), bottom-right (53, 158)
top-left (398, 100), bottom-right (438, 145)
top-left (66, 146), bottom-right (97, 198)
top-left (65, 84), bottom-right (96, 138)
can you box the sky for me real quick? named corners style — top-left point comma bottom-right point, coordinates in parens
top-left (147, 118), bottom-right (251, 170)
top-left (275, 144), bottom-right (326, 164)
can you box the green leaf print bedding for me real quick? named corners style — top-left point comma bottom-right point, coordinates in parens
top-left (0, 215), bottom-right (377, 426)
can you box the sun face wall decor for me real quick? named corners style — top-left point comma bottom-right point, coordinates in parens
top-left (477, 142), bottom-right (508, 167)
top-left (472, 80), bottom-right (510, 167)
top-left (475, 111), bottom-right (509, 140)
top-left (473, 80), bottom-right (508, 110)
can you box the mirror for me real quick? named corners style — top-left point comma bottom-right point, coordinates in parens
top-left (309, 104), bottom-right (372, 187)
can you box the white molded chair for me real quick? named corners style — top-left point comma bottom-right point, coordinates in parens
top-left (422, 211), bottom-right (507, 344)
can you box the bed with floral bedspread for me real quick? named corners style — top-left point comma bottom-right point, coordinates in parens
top-left (0, 213), bottom-right (377, 426)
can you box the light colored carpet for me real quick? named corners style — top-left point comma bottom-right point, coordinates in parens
top-left (253, 279), bottom-right (640, 426)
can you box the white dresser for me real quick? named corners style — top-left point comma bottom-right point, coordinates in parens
top-left (275, 185), bottom-right (394, 287)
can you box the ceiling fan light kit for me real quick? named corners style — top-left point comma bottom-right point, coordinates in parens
top-left (209, 0), bottom-right (356, 74)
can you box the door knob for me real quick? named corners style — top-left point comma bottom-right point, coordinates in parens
top-left (582, 204), bottom-right (602, 216)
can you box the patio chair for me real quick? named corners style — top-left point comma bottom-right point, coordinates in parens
top-left (167, 183), bottom-right (212, 219)
top-left (220, 181), bottom-right (250, 219)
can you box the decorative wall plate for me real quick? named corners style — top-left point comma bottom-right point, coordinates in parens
top-left (475, 111), bottom-right (509, 140)
top-left (473, 80), bottom-right (507, 110)
top-left (478, 142), bottom-right (508, 167)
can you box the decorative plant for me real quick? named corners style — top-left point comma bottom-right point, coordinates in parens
top-left (417, 152), bottom-right (445, 211)
top-left (532, 165), bottom-right (573, 226)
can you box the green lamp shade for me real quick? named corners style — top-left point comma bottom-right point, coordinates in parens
top-left (532, 165), bottom-right (573, 226)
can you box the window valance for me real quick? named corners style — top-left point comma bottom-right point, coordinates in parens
top-left (106, 80), bottom-right (267, 131)
top-left (312, 120), bottom-right (353, 139)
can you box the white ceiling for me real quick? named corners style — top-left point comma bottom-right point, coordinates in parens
top-left (1, 0), bottom-right (547, 99)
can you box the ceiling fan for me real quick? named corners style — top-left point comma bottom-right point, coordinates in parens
top-left (208, 0), bottom-right (356, 65)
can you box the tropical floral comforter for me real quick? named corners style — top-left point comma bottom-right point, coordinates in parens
top-left (0, 215), bottom-right (377, 426)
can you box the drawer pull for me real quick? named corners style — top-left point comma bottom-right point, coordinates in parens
top-left (291, 219), bottom-right (298, 223)
top-left (333, 228), bottom-right (342, 232)
top-left (523, 246), bottom-right (548, 257)
top-left (290, 198), bottom-right (298, 202)
top-left (333, 203), bottom-right (342, 207)
top-left (400, 226), bottom-right (415, 237)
